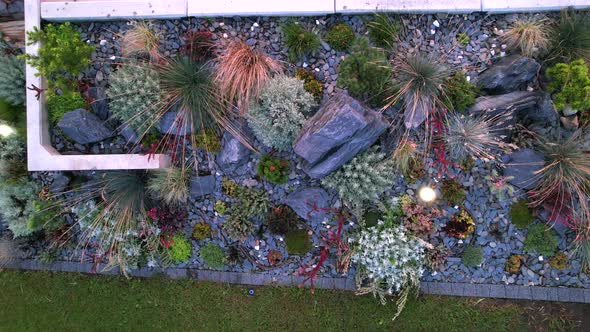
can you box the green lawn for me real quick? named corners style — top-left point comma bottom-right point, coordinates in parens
top-left (0, 270), bottom-right (567, 331)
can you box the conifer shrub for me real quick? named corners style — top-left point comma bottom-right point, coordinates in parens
top-left (443, 72), bottom-right (478, 112)
top-left (326, 23), bottom-right (355, 51)
top-left (322, 146), bottom-right (395, 211)
top-left (199, 242), bottom-right (226, 268)
top-left (337, 37), bottom-right (392, 107)
top-left (168, 233), bottom-right (192, 263)
top-left (0, 55), bottom-right (26, 106)
top-left (524, 224), bottom-right (559, 256)
top-left (545, 59), bottom-right (590, 113)
top-left (462, 245), bottom-right (484, 267)
top-left (509, 200), bottom-right (535, 228)
top-left (248, 75), bottom-right (316, 151)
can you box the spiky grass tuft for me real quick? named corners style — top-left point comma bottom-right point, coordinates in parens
top-left (148, 167), bottom-right (190, 205)
top-left (121, 21), bottom-right (161, 60)
top-left (214, 41), bottom-right (282, 114)
top-left (547, 9), bottom-right (590, 64)
top-left (501, 17), bottom-right (551, 58)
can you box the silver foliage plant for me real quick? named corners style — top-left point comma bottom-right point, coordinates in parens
top-left (353, 224), bottom-right (426, 320)
top-left (0, 178), bottom-right (41, 237)
top-left (444, 111), bottom-right (515, 162)
top-left (322, 146), bottom-right (395, 210)
top-left (248, 75), bottom-right (316, 151)
top-left (0, 55), bottom-right (26, 106)
top-left (107, 64), bottom-right (163, 135)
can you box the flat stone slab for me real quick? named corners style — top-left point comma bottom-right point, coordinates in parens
top-left (57, 109), bottom-right (114, 144)
top-left (190, 175), bottom-right (216, 197)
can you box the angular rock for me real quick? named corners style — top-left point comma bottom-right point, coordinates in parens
top-left (88, 87), bottom-right (109, 120)
top-left (476, 55), bottom-right (540, 94)
top-left (190, 175), bottom-right (216, 198)
top-left (57, 109), bottom-right (114, 144)
top-left (158, 111), bottom-right (194, 135)
top-left (503, 148), bottom-right (544, 190)
top-left (49, 173), bottom-right (70, 193)
top-left (285, 187), bottom-right (330, 222)
top-left (216, 129), bottom-right (252, 174)
top-left (293, 92), bottom-right (388, 178)
top-left (468, 91), bottom-right (539, 119)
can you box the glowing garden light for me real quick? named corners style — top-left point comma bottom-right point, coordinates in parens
top-left (418, 186), bottom-right (436, 202)
top-left (0, 124), bottom-right (15, 137)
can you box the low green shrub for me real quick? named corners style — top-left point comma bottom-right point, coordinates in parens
top-left (524, 224), bottom-right (559, 256)
top-left (549, 251), bottom-right (569, 270)
top-left (326, 23), bottom-right (355, 51)
top-left (285, 229), bottom-right (312, 255)
top-left (509, 200), bottom-right (535, 228)
top-left (221, 178), bottom-right (239, 197)
top-left (443, 72), bottom-right (479, 112)
top-left (193, 129), bottom-right (221, 153)
top-left (457, 32), bottom-right (470, 46)
top-left (248, 75), bottom-right (316, 151)
top-left (214, 200), bottom-right (227, 215)
top-left (47, 90), bottom-right (87, 124)
top-left (462, 245), bottom-right (484, 267)
top-left (337, 37), bottom-right (392, 107)
top-left (0, 55), bottom-right (26, 106)
top-left (295, 68), bottom-right (323, 99)
top-left (192, 222), bottom-right (212, 241)
top-left (281, 22), bottom-right (320, 62)
top-left (545, 59), bottom-right (590, 113)
top-left (223, 186), bottom-right (270, 241)
top-left (168, 233), bottom-right (192, 263)
top-left (505, 254), bottom-right (522, 274)
top-left (441, 179), bottom-right (466, 205)
top-left (24, 22), bottom-right (94, 91)
top-left (257, 155), bottom-right (290, 184)
top-left (199, 243), bottom-right (226, 268)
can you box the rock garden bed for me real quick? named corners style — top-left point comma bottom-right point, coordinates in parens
top-left (1, 9), bottom-right (590, 315)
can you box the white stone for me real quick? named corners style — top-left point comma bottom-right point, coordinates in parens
top-left (433, 20), bottom-right (440, 27)
top-left (99, 39), bottom-right (107, 46)
top-left (109, 55), bottom-right (116, 60)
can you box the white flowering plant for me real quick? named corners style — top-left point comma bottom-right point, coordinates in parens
top-left (352, 223), bottom-right (427, 320)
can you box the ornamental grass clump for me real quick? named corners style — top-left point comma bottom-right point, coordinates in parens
top-left (326, 23), bottom-right (355, 51)
top-left (366, 13), bottom-right (399, 48)
top-left (281, 22), bottom-right (320, 62)
top-left (501, 17), bottom-right (551, 58)
top-left (391, 139), bottom-right (420, 178)
top-left (0, 54), bottom-right (25, 106)
top-left (257, 155), bottom-right (290, 184)
top-left (182, 30), bottom-right (215, 62)
top-left (530, 131), bottom-right (590, 223)
top-left (386, 55), bottom-right (449, 129)
top-left (322, 146), bottom-right (395, 212)
top-left (147, 167), bottom-right (190, 206)
top-left (337, 37), bottom-right (392, 107)
top-left (545, 59), bottom-right (590, 114)
top-left (444, 111), bottom-right (514, 163)
top-left (547, 9), bottom-right (590, 64)
top-left (24, 22), bottom-right (94, 91)
top-left (353, 225), bottom-right (426, 320)
top-left (120, 21), bottom-right (160, 60)
top-left (214, 41), bottom-right (282, 113)
top-left (248, 75), bottom-right (316, 151)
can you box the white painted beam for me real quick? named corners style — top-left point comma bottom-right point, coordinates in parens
top-left (26, 0), bottom-right (170, 171)
top-left (187, 0), bottom-right (335, 17)
top-left (335, 0), bottom-right (481, 13)
top-left (482, 0), bottom-right (590, 12)
top-left (40, 0), bottom-right (187, 21)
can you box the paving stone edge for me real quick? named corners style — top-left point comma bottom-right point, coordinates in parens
top-left (1, 259), bottom-right (588, 303)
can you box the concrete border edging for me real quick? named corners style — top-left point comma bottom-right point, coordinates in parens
top-left (25, 0), bottom-right (171, 171)
top-left (3, 259), bottom-right (589, 303)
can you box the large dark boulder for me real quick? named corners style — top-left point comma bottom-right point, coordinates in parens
top-left (285, 187), bottom-right (330, 222)
top-left (158, 111), bottom-right (194, 135)
top-left (503, 148), bottom-right (545, 190)
top-left (468, 91), bottom-right (559, 133)
top-left (476, 55), bottom-right (540, 94)
top-left (293, 92), bottom-right (388, 179)
top-left (57, 109), bottom-right (114, 144)
top-left (216, 129), bottom-right (252, 175)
